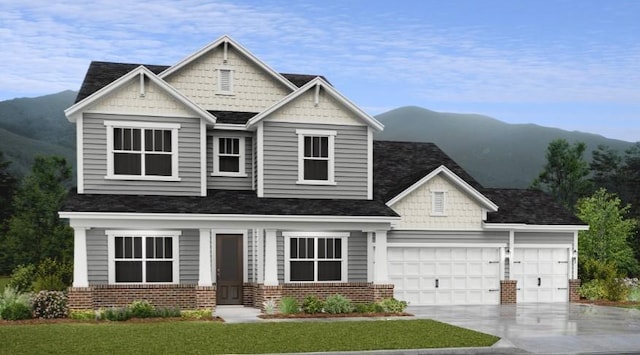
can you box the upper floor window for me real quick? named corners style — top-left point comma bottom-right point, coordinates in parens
top-left (217, 67), bottom-right (234, 95)
top-left (431, 190), bottom-right (447, 216)
top-left (296, 129), bottom-right (336, 185)
top-left (104, 121), bottom-right (180, 181)
top-left (213, 137), bottom-right (246, 176)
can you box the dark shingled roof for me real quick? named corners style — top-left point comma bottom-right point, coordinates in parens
top-left (74, 61), bottom-right (323, 104)
top-left (482, 188), bottom-right (585, 225)
top-left (373, 140), bottom-right (585, 226)
top-left (62, 189), bottom-right (399, 217)
top-left (207, 110), bottom-right (258, 124)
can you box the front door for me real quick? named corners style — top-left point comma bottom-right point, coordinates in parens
top-left (216, 234), bottom-right (243, 305)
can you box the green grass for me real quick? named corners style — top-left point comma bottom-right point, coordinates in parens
top-left (0, 276), bottom-right (10, 293)
top-left (0, 319), bottom-right (498, 354)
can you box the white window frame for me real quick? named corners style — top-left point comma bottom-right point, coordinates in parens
top-left (283, 232), bottom-right (349, 283)
top-left (431, 190), bottom-right (447, 216)
top-left (216, 67), bottom-right (234, 95)
top-left (212, 136), bottom-right (246, 177)
top-left (296, 129), bottom-right (336, 185)
top-left (106, 230), bottom-right (181, 284)
top-left (104, 120), bottom-right (180, 181)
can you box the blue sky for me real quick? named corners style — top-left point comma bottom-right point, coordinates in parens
top-left (1, 0), bottom-right (639, 142)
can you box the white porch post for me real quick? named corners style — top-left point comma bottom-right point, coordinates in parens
top-left (373, 230), bottom-right (388, 283)
top-left (257, 229), bottom-right (264, 283)
top-left (508, 229), bottom-right (515, 279)
top-left (264, 229), bottom-right (278, 286)
top-left (72, 227), bottom-right (88, 288)
top-left (198, 228), bottom-right (212, 286)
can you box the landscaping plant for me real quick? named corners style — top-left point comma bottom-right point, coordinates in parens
top-left (6, 264), bottom-right (36, 293)
top-left (324, 294), bottom-right (353, 314)
top-left (31, 290), bottom-right (68, 319)
top-left (378, 298), bottom-right (408, 313)
top-left (279, 296), bottom-right (299, 314)
top-left (0, 286), bottom-right (32, 320)
top-left (301, 295), bottom-right (324, 314)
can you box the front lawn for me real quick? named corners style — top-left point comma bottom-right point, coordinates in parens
top-left (0, 319), bottom-right (498, 354)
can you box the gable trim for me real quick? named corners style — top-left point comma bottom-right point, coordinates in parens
top-left (386, 165), bottom-right (499, 211)
top-left (64, 66), bottom-right (216, 124)
top-left (245, 77), bottom-right (384, 132)
top-left (158, 35), bottom-right (297, 92)
top-left (482, 223), bottom-right (589, 232)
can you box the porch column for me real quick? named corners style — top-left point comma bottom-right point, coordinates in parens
top-left (198, 228), bottom-right (212, 286)
top-left (373, 230), bottom-right (388, 283)
top-left (72, 227), bottom-right (88, 288)
top-left (264, 229), bottom-right (278, 286)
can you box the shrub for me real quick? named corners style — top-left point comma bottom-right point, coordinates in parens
top-left (129, 300), bottom-right (156, 318)
top-left (155, 307), bottom-right (181, 318)
top-left (101, 307), bottom-right (132, 321)
top-left (263, 298), bottom-right (277, 315)
top-left (378, 298), bottom-right (408, 313)
top-left (33, 258), bottom-right (73, 292)
top-left (579, 280), bottom-right (606, 300)
top-left (629, 285), bottom-right (640, 302)
top-left (7, 264), bottom-right (36, 293)
top-left (604, 277), bottom-right (630, 301)
top-left (301, 295), bottom-right (324, 314)
top-left (0, 286), bottom-right (32, 320)
top-left (279, 296), bottom-right (299, 314)
top-left (181, 309), bottom-right (212, 319)
top-left (69, 309), bottom-right (97, 321)
top-left (32, 290), bottom-right (68, 319)
top-left (353, 303), bottom-right (384, 313)
top-left (324, 294), bottom-right (353, 314)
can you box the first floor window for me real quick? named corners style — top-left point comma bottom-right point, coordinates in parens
top-left (105, 121), bottom-right (180, 180)
top-left (108, 231), bottom-right (180, 284)
top-left (284, 233), bottom-right (348, 282)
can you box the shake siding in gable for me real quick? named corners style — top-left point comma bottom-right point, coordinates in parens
top-left (82, 113), bottom-right (201, 196)
top-left (262, 122), bottom-right (368, 199)
top-left (206, 130), bottom-right (253, 190)
top-left (87, 228), bottom-right (108, 284)
top-left (348, 232), bottom-right (368, 282)
top-left (164, 46), bottom-right (291, 112)
top-left (179, 229), bottom-right (199, 283)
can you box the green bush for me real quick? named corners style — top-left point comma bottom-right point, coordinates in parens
top-left (324, 294), bottom-right (353, 314)
top-left (101, 307), bottom-right (132, 321)
top-left (378, 298), bottom-right (408, 313)
top-left (34, 258), bottom-right (73, 292)
top-left (604, 277), bottom-right (630, 301)
top-left (181, 309), bottom-right (212, 319)
top-left (0, 286), bottom-right (32, 320)
top-left (353, 302), bottom-right (384, 313)
top-left (129, 300), bottom-right (156, 318)
top-left (154, 307), bottom-right (181, 318)
top-left (579, 280), bottom-right (606, 300)
top-left (579, 258), bottom-right (630, 301)
top-left (301, 295), bottom-right (324, 314)
top-left (1, 302), bottom-right (32, 320)
top-left (69, 309), bottom-right (96, 320)
top-left (7, 264), bottom-right (36, 293)
top-left (279, 296), bottom-right (299, 314)
top-left (628, 286), bottom-right (640, 302)
top-left (31, 290), bottom-right (68, 319)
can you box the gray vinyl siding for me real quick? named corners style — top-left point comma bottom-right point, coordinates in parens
top-left (514, 232), bottom-right (574, 244)
top-left (82, 113), bottom-right (202, 196)
top-left (262, 122), bottom-right (368, 199)
top-left (348, 232), bottom-right (367, 282)
top-left (277, 231), bottom-right (284, 282)
top-left (388, 230), bottom-right (509, 244)
top-left (179, 229), bottom-right (199, 283)
top-left (247, 229), bottom-right (254, 283)
top-left (87, 228), bottom-right (108, 285)
top-left (207, 130), bottom-right (253, 190)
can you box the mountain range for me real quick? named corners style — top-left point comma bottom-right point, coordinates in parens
top-left (0, 92), bottom-right (634, 188)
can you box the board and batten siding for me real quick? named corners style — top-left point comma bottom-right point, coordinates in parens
top-left (388, 230), bottom-right (509, 245)
top-left (164, 45), bottom-right (291, 112)
top-left (206, 130), bottom-right (253, 190)
top-left (262, 122), bottom-right (368, 199)
top-left (82, 113), bottom-right (202, 196)
top-left (348, 232), bottom-right (368, 282)
top-left (514, 232), bottom-right (574, 245)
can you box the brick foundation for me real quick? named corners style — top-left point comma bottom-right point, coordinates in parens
top-left (569, 279), bottom-right (581, 302)
top-left (68, 284), bottom-right (217, 310)
top-left (500, 280), bottom-right (517, 304)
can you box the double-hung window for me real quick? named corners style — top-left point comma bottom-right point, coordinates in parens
top-left (105, 121), bottom-right (180, 180)
top-left (296, 129), bottom-right (336, 185)
top-left (284, 232), bottom-right (348, 282)
top-left (213, 137), bottom-right (245, 176)
top-left (107, 230), bottom-right (180, 284)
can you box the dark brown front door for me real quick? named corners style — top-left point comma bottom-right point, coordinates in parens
top-left (216, 234), bottom-right (243, 305)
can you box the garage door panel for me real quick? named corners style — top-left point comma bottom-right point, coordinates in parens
top-left (452, 262), bottom-right (468, 275)
top-left (437, 263), bottom-right (451, 275)
top-left (513, 247), bottom-right (569, 303)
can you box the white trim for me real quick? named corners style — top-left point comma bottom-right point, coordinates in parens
top-left (283, 232), bottom-right (349, 283)
top-left (159, 35), bottom-right (297, 91)
top-left (387, 242), bottom-right (507, 249)
top-left (214, 123), bottom-right (248, 131)
top-left (572, 231), bottom-right (579, 279)
top-left (106, 230), bottom-right (181, 285)
top-left (386, 165), bottom-right (498, 212)
top-left (76, 116), bottom-right (84, 193)
top-left (72, 227), bottom-right (88, 287)
top-left (256, 229), bottom-right (264, 283)
top-left (296, 129), bottom-right (336, 185)
top-left (513, 243), bottom-right (573, 249)
top-left (246, 78), bottom-right (384, 132)
top-left (257, 122), bottom-right (264, 197)
top-left (212, 136), bottom-right (246, 176)
top-left (251, 137), bottom-right (256, 191)
top-left (65, 66), bottom-right (215, 124)
top-left (198, 228), bottom-right (212, 286)
top-left (200, 120), bottom-right (207, 196)
top-left (216, 66), bottom-right (235, 95)
top-left (103, 121), bottom-right (180, 181)
top-left (367, 232), bottom-right (374, 282)
top-left (373, 230), bottom-right (388, 283)
top-left (367, 127), bottom-right (373, 200)
top-left (264, 229), bottom-right (278, 285)
top-left (483, 223), bottom-right (589, 232)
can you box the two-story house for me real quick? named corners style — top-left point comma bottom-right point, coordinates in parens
top-left (60, 36), bottom-right (587, 311)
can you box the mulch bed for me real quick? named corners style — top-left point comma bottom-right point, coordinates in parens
top-left (0, 316), bottom-right (223, 325)
top-left (258, 312), bottom-right (412, 319)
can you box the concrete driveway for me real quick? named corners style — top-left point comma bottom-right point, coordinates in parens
top-left (409, 303), bottom-right (640, 354)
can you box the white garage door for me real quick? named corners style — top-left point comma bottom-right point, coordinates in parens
top-left (512, 247), bottom-right (569, 303)
top-left (388, 246), bottom-right (501, 305)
